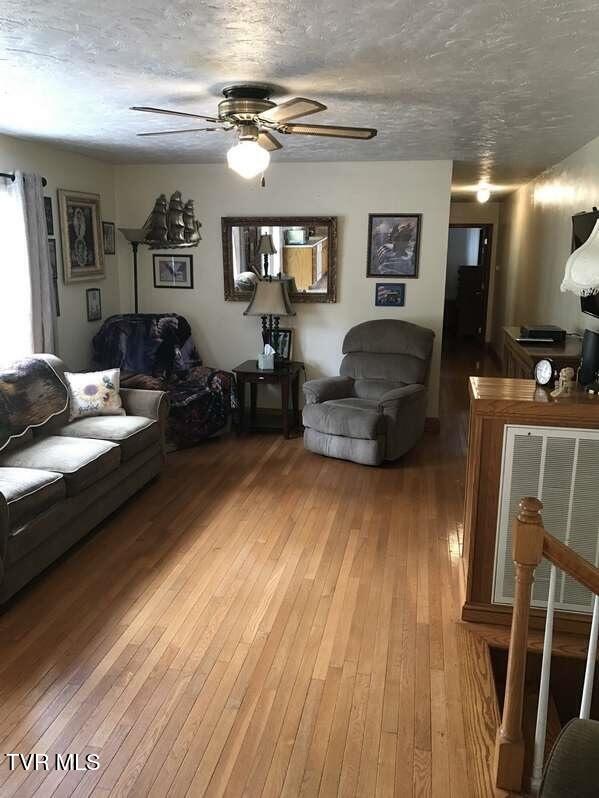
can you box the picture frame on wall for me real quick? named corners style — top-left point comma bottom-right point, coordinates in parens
top-left (366, 213), bottom-right (421, 278)
top-left (58, 189), bottom-right (104, 283)
top-left (102, 221), bottom-right (116, 255)
top-left (48, 239), bottom-right (60, 317)
top-left (44, 196), bottom-right (54, 237)
top-left (274, 328), bottom-right (293, 361)
top-left (153, 254), bottom-right (194, 289)
top-left (86, 288), bottom-right (102, 322)
top-left (375, 282), bottom-right (406, 307)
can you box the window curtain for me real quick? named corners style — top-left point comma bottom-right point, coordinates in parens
top-left (0, 172), bottom-right (55, 364)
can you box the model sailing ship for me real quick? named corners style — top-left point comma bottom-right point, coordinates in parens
top-left (143, 191), bottom-right (202, 248)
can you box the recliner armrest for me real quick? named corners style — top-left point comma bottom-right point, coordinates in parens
top-left (120, 388), bottom-right (169, 459)
top-left (303, 376), bottom-right (354, 405)
top-left (377, 384), bottom-right (426, 413)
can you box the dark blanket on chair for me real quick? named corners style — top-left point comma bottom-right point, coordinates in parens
top-left (93, 314), bottom-right (236, 448)
top-left (0, 358), bottom-right (68, 451)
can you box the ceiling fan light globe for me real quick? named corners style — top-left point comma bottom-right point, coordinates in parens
top-left (227, 140), bottom-right (270, 179)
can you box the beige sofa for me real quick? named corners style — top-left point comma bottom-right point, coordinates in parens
top-left (0, 354), bottom-right (168, 603)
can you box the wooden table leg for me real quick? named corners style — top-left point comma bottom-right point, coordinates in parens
top-left (250, 383), bottom-right (257, 431)
top-left (237, 376), bottom-right (245, 434)
top-left (281, 378), bottom-right (290, 439)
top-left (292, 372), bottom-right (300, 433)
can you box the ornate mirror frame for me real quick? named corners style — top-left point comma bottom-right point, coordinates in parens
top-left (222, 216), bottom-right (338, 303)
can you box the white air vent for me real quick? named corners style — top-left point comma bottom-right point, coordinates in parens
top-left (493, 425), bottom-right (599, 613)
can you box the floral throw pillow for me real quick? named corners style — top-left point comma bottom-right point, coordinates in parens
top-left (65, 369), bottom-right (125, 421)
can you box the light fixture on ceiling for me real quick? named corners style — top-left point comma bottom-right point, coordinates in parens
top-left (133, 83), bottom-right (377, 180)
top-left (227, 138), bottom-right (270, 179)
top-left (476, 184), bottom-right (491, 203)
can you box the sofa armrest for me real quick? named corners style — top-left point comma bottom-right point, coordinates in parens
top-left (120, 388), bottom-right (169, 460)
top-left (303, 376), bottom-right (354, 405)
top-left (377, 384), bottom-right (426, 413)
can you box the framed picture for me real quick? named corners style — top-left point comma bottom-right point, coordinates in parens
top-left (274, 328), bottom-right (293, 361)
top-left (44, 196), bottom-right (54, 237)
top-left (102, 221), bottom-right (116, 255)
top-left (58, 189), bottom-right (104, 283)
top-left (86, 288), bottom-right (102, 322)
top-left (375, 282), bottom-right (406, 307)
top-left (366, 213), bottom-right (421, 278)
top-left (153, 254), bottom-right (194, 289)
top-left (48, 239), bottom-right (60, 317)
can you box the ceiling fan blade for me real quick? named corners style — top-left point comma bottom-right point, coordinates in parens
top-left (257, 131), bottom-right (283, 151)
top-left (259, 98), bottom-right (326, 124)
top-left (137, 127), bottom-right (220, 137)
top-left (131, 106), bottom-right (219, 123)
top-left (281, 122), bottom-right (377, 140)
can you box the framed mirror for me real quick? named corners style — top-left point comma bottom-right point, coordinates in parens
top-left (222, 216), bottom-right (337, 303)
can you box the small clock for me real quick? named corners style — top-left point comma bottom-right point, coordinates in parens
top-left (534, 357), bottom-right (556, 386)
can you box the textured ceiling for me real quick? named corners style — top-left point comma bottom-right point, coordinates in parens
top-left (2, 1), bottom-right (599, 186)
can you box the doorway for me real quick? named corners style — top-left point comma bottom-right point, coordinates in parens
top-left (443, 223), bottom-right (492, 345)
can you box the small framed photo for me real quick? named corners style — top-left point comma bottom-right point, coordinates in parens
top-left (367, 213), bottom-right (421, 278)
top-left (274, 328), bottom-right (293, 361)
top-left (375, 282), bottom-right (406, 307)
top-left (58, 189), bottom-right (104, 283)
top-left (44, 196), bottom-right (54, 237)
top-left (153, 254), bottom-right (194, 289)
top-left (86, 287), bottom-right (102, 322)
top-left (102, 221), bottom-right (116, 255)
top-left (48, 239), bottom-right (60, 317)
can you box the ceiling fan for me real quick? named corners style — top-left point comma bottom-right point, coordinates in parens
top-left (132, 83), bottom-right (377, 179)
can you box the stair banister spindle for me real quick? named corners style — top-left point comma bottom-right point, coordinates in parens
top-left (493, 497), bottom-right (545, 794)
top-left (531, 563), bottom-right (557, 794)
top-left (580, 593), bottom-right (599, 720)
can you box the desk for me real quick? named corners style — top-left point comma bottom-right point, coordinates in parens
top-left (233, 360), bottom-right (303, 438)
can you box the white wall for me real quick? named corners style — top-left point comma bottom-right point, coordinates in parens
top-left (494, 134), bottom-right (599, 352)
top-left (115, 161), bottom-right (452, 416)
top-left (449, 201), bottom-right (501, 342)
top-left (0, 134), bottom-right (119, 369)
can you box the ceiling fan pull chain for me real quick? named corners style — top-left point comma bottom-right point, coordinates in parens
top-left (260, 174), bottom-right (266, 188)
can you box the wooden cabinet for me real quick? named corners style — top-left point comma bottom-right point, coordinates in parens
top-left (282, 237), bottom-right (328, 291)
top-left (502, 326), bottom-right (581, 379)
top-left (462, 376), bottom-right (599, 634)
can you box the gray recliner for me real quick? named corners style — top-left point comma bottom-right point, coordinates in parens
top-left (302, 319), bottom-right (434, 466)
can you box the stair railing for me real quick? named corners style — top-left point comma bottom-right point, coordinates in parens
top-left (493, 496), bottom-right (599, 795)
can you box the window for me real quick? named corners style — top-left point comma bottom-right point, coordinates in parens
top-left (0, 178), bottom-right (34, 363)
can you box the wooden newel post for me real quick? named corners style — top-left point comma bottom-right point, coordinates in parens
top-left (493, 497), bottom-right (545, 793)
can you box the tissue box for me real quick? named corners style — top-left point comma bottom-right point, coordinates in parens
top-left (258, 353), bottom-right (275, 370)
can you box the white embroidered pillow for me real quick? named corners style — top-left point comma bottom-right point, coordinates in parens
top-left (65, 369), bottom-right (125, 420)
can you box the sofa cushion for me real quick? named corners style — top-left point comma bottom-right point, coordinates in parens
top-left (0, 467), bottom-right (65, 529)
top-left (302, 398), bottom-right (384, 440)
top-left (54, 416), bottom-right (159, 462)
top-left (0, 436), bottom-right (120, 496)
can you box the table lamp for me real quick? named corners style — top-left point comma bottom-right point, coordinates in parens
top-left (244, 277), bottom-right (295, 356)
top-left (257, 233), bottom-right (277, 277)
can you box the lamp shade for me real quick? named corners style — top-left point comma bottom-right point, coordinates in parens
top-left (244, 278), bottom-right (295, 317)
top-left (257, 233), bottom-right (277, 256)
top-left (561, 220), bottom-right (599, 296)
top-left (118, 227), bottom-right (146, 243)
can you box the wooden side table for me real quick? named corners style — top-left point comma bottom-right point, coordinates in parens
top-left (233, 360), bottom-right (304, 438)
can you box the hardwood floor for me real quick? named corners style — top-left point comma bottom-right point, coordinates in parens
top-left (0, 345), bottom-right (502, 797)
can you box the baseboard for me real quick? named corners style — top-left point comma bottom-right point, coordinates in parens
top-left (425, 417), bottom-right (440, 433)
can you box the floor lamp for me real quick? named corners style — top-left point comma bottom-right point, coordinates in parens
top-left (118, 228), bottom-right (146, 313)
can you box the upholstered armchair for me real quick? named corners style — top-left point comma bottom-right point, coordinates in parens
top-left (93, 314), bottom-right (236, 449)
top-left (302, 319), bottom-right (434, 466)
